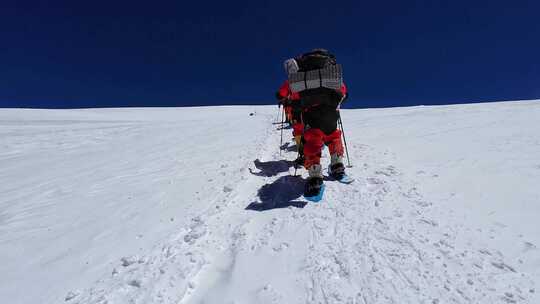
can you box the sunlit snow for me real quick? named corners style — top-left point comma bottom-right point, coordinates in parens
top-left (1, 101), bottom-right (539, 303)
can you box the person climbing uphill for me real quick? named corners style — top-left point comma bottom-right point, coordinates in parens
top-left (276, 58), bottom-right (305, 166)
top-left (280, 48), bottom-right (349, 199)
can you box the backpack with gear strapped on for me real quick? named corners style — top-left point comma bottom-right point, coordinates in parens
top-left (286, 50), bottom-right (344, 109)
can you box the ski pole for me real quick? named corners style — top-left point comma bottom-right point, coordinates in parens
top-left (293, 118), bottom-right (300, 176)
top-left (293, 110), bottom-right (305, 177)
top-left (338, 112), bottom-right (352, 168)
top-left (293, 131), bottom-right (299, 176)
top-left (276, 104), bottom-right (281, 123)
top-left (279, 107), bottom-right (285, 155)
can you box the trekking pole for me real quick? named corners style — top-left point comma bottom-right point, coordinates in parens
top-left (279, 107), bottom-right (285, 155)
top-left (293, 110), bottom-right (306, 177)
top-left (338, 111), bottom-right (352, 168)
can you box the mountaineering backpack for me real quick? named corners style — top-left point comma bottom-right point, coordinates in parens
top-left (286, 49), bottom-right (344, 109)
top-left (297, 49), bottom-right (336, 71)
top-left (287, 50), bottom-right (343, 93)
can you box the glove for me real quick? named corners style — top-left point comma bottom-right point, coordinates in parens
top-left (342, 92), bottom-right (349, 102)
top-left (282, 99), bottom-right (292, 107)
top-left (335, 92), bottom-right (348, 103)
top-left (276, 92), bottom-right (285, 107)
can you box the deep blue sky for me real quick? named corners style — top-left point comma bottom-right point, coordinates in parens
top-left (1, 0), bottom-right (539, 108)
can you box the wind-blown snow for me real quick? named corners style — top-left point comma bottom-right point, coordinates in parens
top-left (1, 101), bottom-right (539, 303)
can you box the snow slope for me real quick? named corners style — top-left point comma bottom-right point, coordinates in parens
top-left (1, 101), bottom-right (539, 303)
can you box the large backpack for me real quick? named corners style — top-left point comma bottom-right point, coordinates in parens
top-left (296, 49), bottom-right (336, 71)
top-left (287, 49), bottom-right (344, 109)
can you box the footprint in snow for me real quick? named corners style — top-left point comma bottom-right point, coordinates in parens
top-left (272, 242), bottom-right (290, 252)
top-left (375, 165), bottom-right (399, 176)
top-left (120, 256), bottom-right (142, 267)
top-left (523, 242), bottom-right (537, 251)
top-left (64, 291), bottom-right (79, 301)
top-left (256, 284), bottom-right (283, 303)
top-left (128, 280), bottom-right (141, 288)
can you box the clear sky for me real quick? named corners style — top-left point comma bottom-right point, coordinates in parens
top-left (1, 0), bottom-right (539, 108)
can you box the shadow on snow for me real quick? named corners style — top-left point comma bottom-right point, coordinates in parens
top-left (279, 142), bottom-right (298, 152)
top-left (245, 175), bottom-right (307, 211)
top-left (249, 159), bottom-right (295, 177)
top-left (277, 125), bottom-right (292, 130)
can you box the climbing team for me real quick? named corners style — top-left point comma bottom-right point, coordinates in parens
top-left (275, 48), bottom-right (349, 199)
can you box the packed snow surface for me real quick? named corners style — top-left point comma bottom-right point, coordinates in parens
top-left (1, 101), bottom-right (539, 304)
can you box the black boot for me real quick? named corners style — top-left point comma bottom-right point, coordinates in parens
top-left (304, 176), bottom-right (323, 197)
top-left (329, 163), bottom-right (345, 180)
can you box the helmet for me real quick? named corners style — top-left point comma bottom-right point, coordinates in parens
top-left (283, 58), bottom-right (299, 74)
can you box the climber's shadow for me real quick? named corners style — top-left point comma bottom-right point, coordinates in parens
top-left (245, 175), bottom-right (307, 211)
top-left (249, 159), bottom-right (294, 177)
